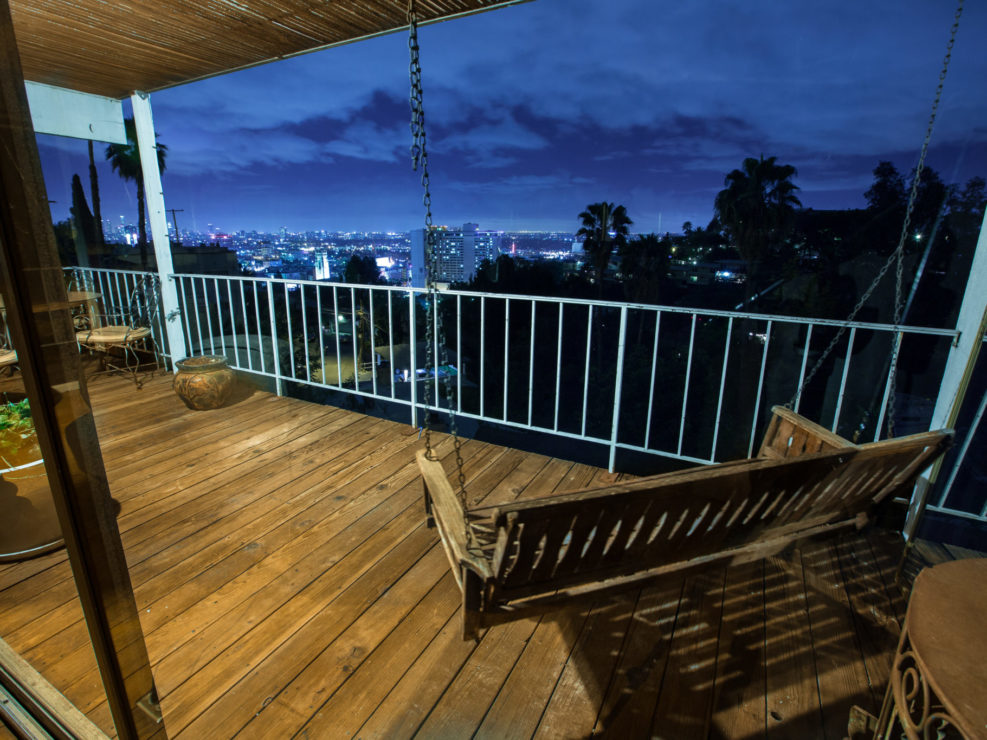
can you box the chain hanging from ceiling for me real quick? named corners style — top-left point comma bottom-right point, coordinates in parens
top-left (407, 0), bottom-right (473, 548)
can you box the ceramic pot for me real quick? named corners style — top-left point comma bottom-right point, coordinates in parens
top-left (174, 355), bottom-right (236, 410)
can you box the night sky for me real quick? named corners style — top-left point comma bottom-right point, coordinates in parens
top-left (36, 0), bottom-right (987, 236)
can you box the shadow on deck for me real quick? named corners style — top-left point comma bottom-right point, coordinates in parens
top-left (0, 372), bottom-right (980, 738)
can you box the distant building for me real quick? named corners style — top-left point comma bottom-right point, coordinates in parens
top-left (314, 249), bottom-right (331, 280)
top-left (411, 223), bottom-right (502, 287)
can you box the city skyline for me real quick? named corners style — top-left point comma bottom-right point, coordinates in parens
top-left (36, 0), bottom-right (987, 235)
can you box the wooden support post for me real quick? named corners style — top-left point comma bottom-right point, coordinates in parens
top-left (0, 4), bottom-right (165, 737)
top-left (131, 91), bottom-right (187, 369)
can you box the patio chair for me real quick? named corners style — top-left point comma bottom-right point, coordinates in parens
top-left (0, 307), bottom-right (16, 376)
top-left (77, 274), bottom-right (160, 389)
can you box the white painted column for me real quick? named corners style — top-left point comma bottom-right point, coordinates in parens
top-left (131, 91), bottom-right (187, 369)
top-left (904, 205), bottom-right (987, 538)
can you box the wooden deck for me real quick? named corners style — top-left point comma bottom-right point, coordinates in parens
top-left (0, 373), bottom-right (979, 738)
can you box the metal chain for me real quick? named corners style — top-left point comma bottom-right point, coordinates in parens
top-left (790, 0), bottom-right (963, 439)
top-left (886, 0), bottom-right (962, 437)
top-left (408, 0), bottom-right (472, 547)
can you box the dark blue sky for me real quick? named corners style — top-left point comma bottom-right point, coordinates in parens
top-left (38, 0), bottom-right (987, 235)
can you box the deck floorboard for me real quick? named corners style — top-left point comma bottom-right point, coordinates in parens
top-left (0, 373), bottom-right (982, 739)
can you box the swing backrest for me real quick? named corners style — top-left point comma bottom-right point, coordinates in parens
top-left (480, 424), bottom-right (950, 599)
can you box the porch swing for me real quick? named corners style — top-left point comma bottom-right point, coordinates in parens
top-left (408, 0), bottom-right (957, 640)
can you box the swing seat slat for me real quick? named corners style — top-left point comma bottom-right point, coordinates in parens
top-left (418, 406), bottom-right (952, 640)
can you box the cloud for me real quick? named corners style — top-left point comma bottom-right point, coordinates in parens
top-left (117, 0), bottom-right (985, 231)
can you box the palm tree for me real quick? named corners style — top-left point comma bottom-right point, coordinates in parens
top-left (577, 202), bottom-right (632, 293)
top-left (714, 155), bottom-right (800, 290)
top-left (105, 117), bottom-right (167, 268)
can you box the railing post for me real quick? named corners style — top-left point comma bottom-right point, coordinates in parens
top-left (131, 92), bottom-right (187, 368)
top-left (266, 280), bottom-right (283, 396)
top-left (608, 306), bottom-right (629, 472)
top-left (409, 290), bottom-right (418, 427)
top-left (908, 205), bottom-right (987, 537)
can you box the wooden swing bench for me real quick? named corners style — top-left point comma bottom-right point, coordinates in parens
top-left (418, 406), bottom-right (952, 640)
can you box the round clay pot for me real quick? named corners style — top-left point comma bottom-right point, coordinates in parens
top-left (174, 355), bottom-right (236, 410)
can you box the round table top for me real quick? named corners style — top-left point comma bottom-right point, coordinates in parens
top-left (908, 557), bottom-right (987, 737)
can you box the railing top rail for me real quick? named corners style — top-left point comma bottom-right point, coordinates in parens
top-left (165, 271), bottom-right (959, 338)
top-left (68, 268), bottom-right (957, 338)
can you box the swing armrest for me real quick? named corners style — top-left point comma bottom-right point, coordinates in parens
top-left (416, 450), bottom-right (492, 579)
top-left (758, 405), bottom-right (856, 459)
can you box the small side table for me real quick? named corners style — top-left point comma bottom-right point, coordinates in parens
top-left (874, 558), bottom-right (987, 739)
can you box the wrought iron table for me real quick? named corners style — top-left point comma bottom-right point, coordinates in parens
top-left (874, 558), bottom-right (987, 739)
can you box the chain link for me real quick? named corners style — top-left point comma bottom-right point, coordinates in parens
top-left (790, 0), bottom-right (963, 440)
top-left (408, 0), bottom-right (472, 548)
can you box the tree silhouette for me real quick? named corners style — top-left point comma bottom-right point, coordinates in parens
top-left (577, 202), bottom-right (632, 294)
top-left (865, 161), bottom-right (906, 214)
top-left (714, 155), bottom-right (800, 293)
top-left (618, 233), bottom-right (671, 304)
top-left (343, 253), bottom-right (383, 285)
top-left (105, 117), bottom-right (167, 268)
top-left (87, 141), bottom-right (104, 244)
top-left (69, 174), bottom-right (97, 265)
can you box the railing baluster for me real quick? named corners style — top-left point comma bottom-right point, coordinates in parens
top-left (581, 305), bottom-right (592, 438)
top-left (267, 281), bottom-right (282, 395)
top-left (317, 286), bottom-right (326, 385)
top-left (503, 297), bottom-right (510, 422)
top-left (432, 290), bottom-right (439, 407)
top-left (608, 306), bottom-right (629, 472)
top-left (238, 279), bottom-right (251, 371)
top-left (832, 326), bottom-right (856, 433)
top-left (940, 386), bottom-right (987, 512)
top-left (333, 286), bottom-right (342, 387)
top-left (793, 324), bottom-right (813, 413)
top-left (677, 314), bottom-right (697, 457)
top-left (528, 300), bottom-right (536, 427)
top-left (351, 287), bottom-right (360, 390)
top-left (480, 296), bottom-right (485, 418)
top-left (874, 331), bottom-right (903, 441)
top-left (748, 320), bottom-right (773, 458)
top-left (456, 294), bottom-right (461, 413)
top-left (190, 278), bottom-right (205, 353)
top-left (301, 284), bottom-right (311, 383)
top-left (710, 316), bottom-right (734, 462)
top-left (178, 278), bottom-right (194, 354)
top-left (201, 278), bottom-right (215, 354)
top-left (226, 279), bottom-right (240, 368)
top-left (253, 281), bottom-right (265, 374)
top-left (387, 290), bottom-right (395, 400)
top-left (370, 289), bottom-right (378, 397)
top-left (554, 302), bottom-right (563, 432)
top-left (644, 310), bottom-right (661, 450)
top-left (284, 283), bottom-right (296, 380)
top-left (409, 290), bottom-right (417, 427)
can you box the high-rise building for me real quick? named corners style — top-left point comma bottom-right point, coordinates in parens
top-left (411, 223), bottom-right (501, 287)
top-left (314, 249), bottom-right (331, 280)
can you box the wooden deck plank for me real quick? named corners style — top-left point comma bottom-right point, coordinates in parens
top-left (352, 611), bottom-right (480, 738)
top-left (834, 535), bottom-right (900, 716)
top-left (238, 545), bottom-right (453, 737)
top-left (709, 560), bottom-right (767, 738)
top-left (173, 524), bottom-right (442, 737)
top-left (582, 584), bottom-right (682, 736)
top-left (763, 554), bottom-right (821, 738)
top-left (799, 539), bottom-right (874, 739)
top-left (294, 574), bottom-right (462, 738)
top-left (649, 568), bottom-right (728, 739)
top-left (0, 375), bottom-right (936, 740)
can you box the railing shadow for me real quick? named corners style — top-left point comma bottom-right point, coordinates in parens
top-left (537, 530), bottom-right (904, 739)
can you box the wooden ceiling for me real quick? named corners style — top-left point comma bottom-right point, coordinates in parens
top-left (9, 0), bottom-right (529, 100)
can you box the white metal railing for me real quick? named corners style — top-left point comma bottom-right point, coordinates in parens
top-left (66, 266), bottom-right (985, 526)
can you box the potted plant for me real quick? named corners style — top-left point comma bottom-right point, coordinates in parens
top-left (0, 394), bottom-right (63, 561)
